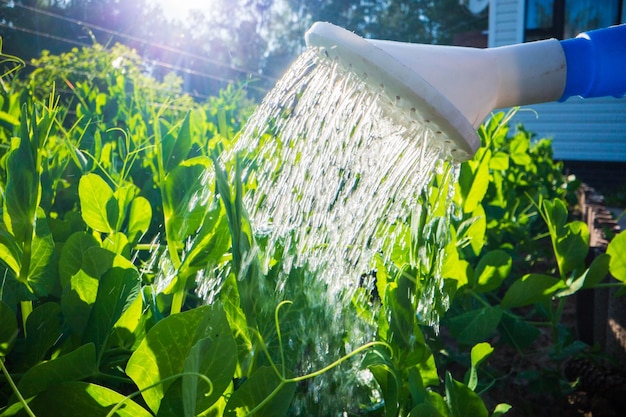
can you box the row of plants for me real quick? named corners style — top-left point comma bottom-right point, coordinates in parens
top-left (0, 41), bottom-right (625, 416)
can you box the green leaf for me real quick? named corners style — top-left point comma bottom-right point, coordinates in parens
top-left (0, 226), bottom-right (21, 276)
top-left (0, 301), bottom-right (17, 356)
top-left (426, 391), bottom-right (450, 417)
top-left (178, 202), bottom-right (230, 279)
top-left (61, 269), bottom-right (99, 340)
top-left (127, 196), bottom-right (152, 243)
top-left (60, 247), bottom-right (123, 340)
top-left (224, 366), bottom-right (296, 417)
top-left (501, 274), bottom-right (565, 309)
top-left (15, 343), bottom-right (97, 399)
top-left (445, 372), bottom-right (488, 417)
top-left (607, 231), bottom-right (626, 282)
top-left (19, 302), bottom-right (63, 369)
top-left (162, 158), bottom-right (212, 244)
top-left (126, 304), bottom-right (237, 414)
top-left (467, 342), bottom-right (494, 391)
top-left (509, 136), bottom-right (531, 166)
top-left (473, 250), bottom-right (511, 293)
top-left (409, 402), bottom-right (446, 417)
top-left (488, 152), bottom-right (509, 170)
top-left (58, 232), bottom-right (100, 289)
top-left (582, 253), bottom-right (610, 288)
top-left (27, 209), bottom-right (58, 297)
top-left (78, 173), bottom-right (117, 233)
top-left (363, 348), bottom-right (399, 416)
top-left (458, 150), bottom-right (490, 213)
top-left (111, 292), bottom-right (146, 350)
top-left (113, 183), bottom-right (139, 231)
top-left (101, 232), bottom-right (130, 256)
top-left (3, 108), bottom-right (40, 244)
top-left (163, 111), bottom-right (193, 171)
top-left (554, 221), bottom-right (589, 277)
top-left (543, 199), bottom-right (568, 233)
top-left (492, 403), bottom-right (512, 417)
top-left (447, 306), bottom-right (502, 345)
top-left (83, 260), bottom-right (140, 354)
top-left (1, 381), bottom-right (152, 417)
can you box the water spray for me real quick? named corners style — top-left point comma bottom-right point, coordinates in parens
top-left (305, 22), bottom-right (626, 161)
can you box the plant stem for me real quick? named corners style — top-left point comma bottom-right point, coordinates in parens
top-left (0, 358), bottom-right (37, 417)
top-left (20, 301), bottom-right (33, 336)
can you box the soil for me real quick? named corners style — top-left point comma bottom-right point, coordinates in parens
top-left (483, 298), bottom-right (626, 417)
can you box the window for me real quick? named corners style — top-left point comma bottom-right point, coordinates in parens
top-left (525, 0), bottom-right (625, 41)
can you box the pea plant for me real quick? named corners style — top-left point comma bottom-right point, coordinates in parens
top-left (1, 43), bottom-right (625, 417)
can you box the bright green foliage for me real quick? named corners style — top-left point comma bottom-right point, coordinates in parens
top-left (1, 44), bottom-right (625, 417)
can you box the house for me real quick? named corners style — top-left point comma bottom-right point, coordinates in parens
top-left (485, 0), bottom-right (626, 167)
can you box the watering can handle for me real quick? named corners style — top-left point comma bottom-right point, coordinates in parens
top-left (560, 24), bottom-right (626, 100)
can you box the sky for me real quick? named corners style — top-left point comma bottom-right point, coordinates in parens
top-left (151, 0), bottom-right (211, 22)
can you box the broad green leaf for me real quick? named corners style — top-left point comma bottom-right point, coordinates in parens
top-left (61, 269), bottom-right (99, 339)
top-left (83, 261), bottom-right (140, 354)
top-left (162, 158), bottom-right (212, 244)
top-left (607, 231), bottom-right (626, 282)
top-left (409, 402), bottom-right (446, 417)
top-left (509, 138), bottom-right (531, 166)
top-left (163, 111), bottom-right (193, 171)
top-left (178, 202), bottom-right (230, 280)
top-left (113, 183), bottom-right (139, 231)
top-left (447, 306), bottom-right (502, 346)
top-left (126, 304), bottom-right (236, 414)
top-left (224, 367), bottom-right (296, 417)
top-left (0, 301), bottom-right (17, 356)
top-left (458, 149), bottom-right (490, 213)
top-left (111, 292), bottom-right (146, 350)
top-left (27, 209), bottom-right (58, 297)
top-left (101, 231), bottom-right (130, 256)
top-left (543, 199), bottom-right (568, 233)
top-left (445, 372), bottom-right (488, 417)
top-left (16, 343), bottom-right (97, 399)
top-left (417, 353), bottom-right (440, 387)
top-left (558, 254), bottom-right (610, 297)
top-left (60, 247), bottom-right (122, 339)
top-left (440, 240), bottom-right (468, 289)
top-left (3, 108), bottom-right (40, 244)
top-left (19, 302), bottom-right (63, 369)
top-left (489, 151), bottom-right (509, 170)
top-left (500, 274), bottom-right (565, 309)
top-left (1, 381), bottom-right (151, 417)
top-left (58, 232), bottom-right (100, 289)
top-left (467, 342), bottom-right (494, 391)
top-left (363, 349), bottom-right (399, 417)
top-left (425, 391), bottom-right (450, 417)
top-left (0, 226), bottom-right (21, 276)
top-left (127, 196), bottom-right (152, 243)
top-left (473, 250), bottom-right (511, 293)
top-left (582, 253), bottom-right (610, 288)
top-left (78, 173), bottom-right (117, 233)
top-left (464, 205), bottom-right (487, 257)
top-left (554, 221), bottom-right (589, 277)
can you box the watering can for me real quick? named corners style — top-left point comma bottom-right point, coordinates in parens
top-left (305, 22), bottom-right (626, 161)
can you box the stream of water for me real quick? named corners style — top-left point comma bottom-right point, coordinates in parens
top-left (234, 48), bottom-right (456, 318)
top-left (207, 47), bottom-right (461, 414)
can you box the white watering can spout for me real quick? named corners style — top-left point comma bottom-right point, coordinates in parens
top-left (305, 22), bottom-right (626, 161)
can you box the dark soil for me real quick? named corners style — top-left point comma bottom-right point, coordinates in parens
top-left (484, 298), bottom-right (626, 417)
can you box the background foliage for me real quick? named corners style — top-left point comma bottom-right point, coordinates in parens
top-left (0, 0), bottom-right (487, 98)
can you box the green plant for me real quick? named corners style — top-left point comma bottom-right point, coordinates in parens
top-left (2, 43), bottom-right (625, 417)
